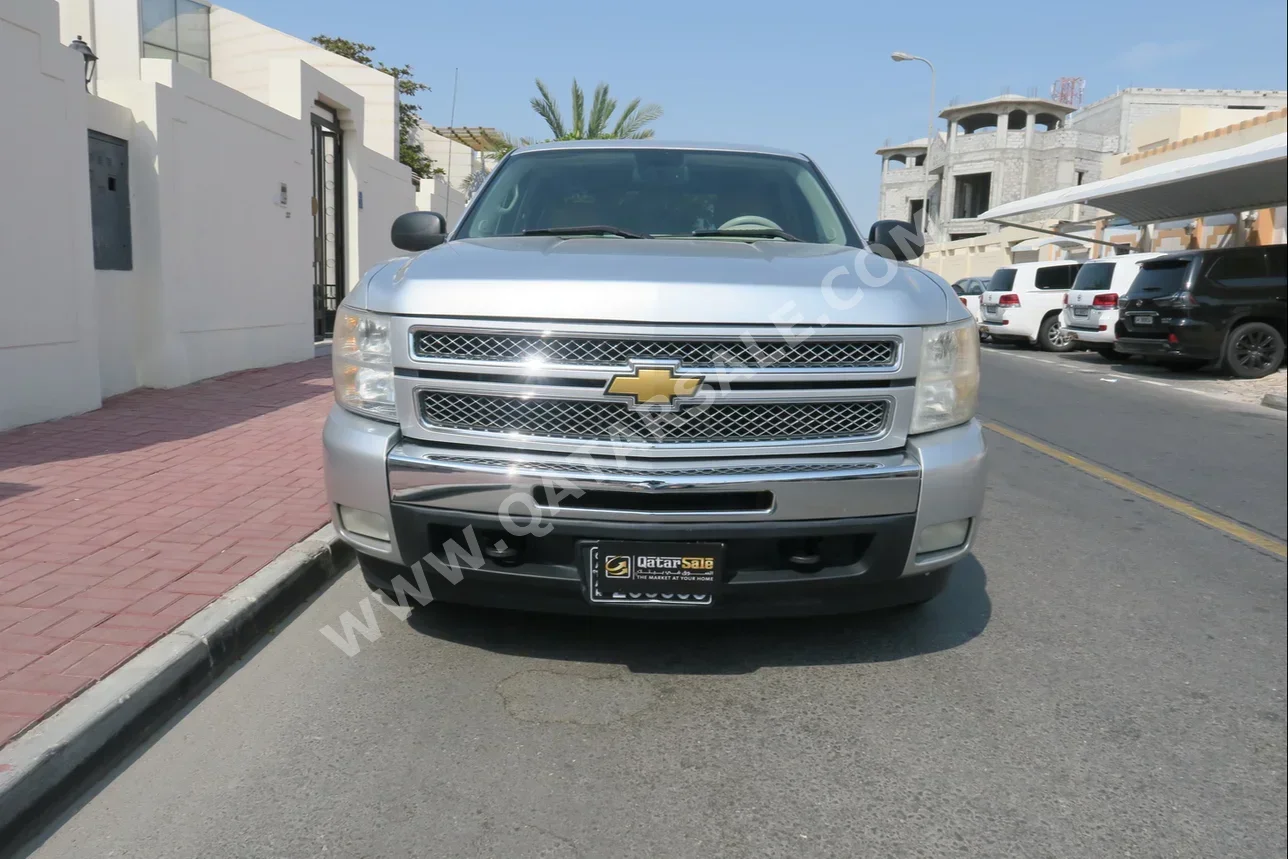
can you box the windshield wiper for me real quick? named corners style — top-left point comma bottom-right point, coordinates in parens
top-left (521, 225), bottom-right (651, 239)
top-left (690, 228), bottom-right (802, 242)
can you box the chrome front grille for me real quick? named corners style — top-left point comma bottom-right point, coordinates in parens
top-left (413, 330), bottom-right (897, 369)
top-left (418, 392), bottom-right (890, 444)
top-left (396, 319), bottom-right (915, 457)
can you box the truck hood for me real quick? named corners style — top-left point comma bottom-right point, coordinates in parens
top-left (357, 236), bottom-right (958, 327)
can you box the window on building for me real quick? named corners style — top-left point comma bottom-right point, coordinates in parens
top-left (88, 132), bottom-right (132, 271)
top-left (909, 198), bottom-right (925, 224)
top-left (953, 173), bottom-right (991, 220)
top-left (141, 0), bottom-right (211, 76)
top-left (1075, 170), bottom-right (1086, 186)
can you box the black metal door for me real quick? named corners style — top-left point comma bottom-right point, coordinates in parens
top-left (312, 108), bottom-right (345, 340)
top-left (87, 131), bottom-right (133, 271)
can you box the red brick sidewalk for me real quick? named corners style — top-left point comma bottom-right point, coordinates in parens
top-left (0, 358), bottom-right (334, 747)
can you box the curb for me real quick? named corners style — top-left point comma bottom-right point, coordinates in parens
top-left (0, 524), bottom-right (352, 846)
top-left (1262, 393), bottom-right (1287, 412)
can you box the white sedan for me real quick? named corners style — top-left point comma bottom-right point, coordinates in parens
top-left (951, 277), bottom-right (990, 335)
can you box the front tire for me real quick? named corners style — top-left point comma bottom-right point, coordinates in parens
top-left (1039, 315), bottom-right (1076, 353)
top-left (1223, 322), bottom-right (1285, 379)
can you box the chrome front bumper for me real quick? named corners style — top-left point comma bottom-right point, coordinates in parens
top-left (323, 405), bottom-right (987, 578)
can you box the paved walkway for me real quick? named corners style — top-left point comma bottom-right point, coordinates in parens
top-left (0, 358), bottom-right (334, 747)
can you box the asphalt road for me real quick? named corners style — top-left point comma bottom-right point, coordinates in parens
top-left (19, 348), bottom-right (1288, 859)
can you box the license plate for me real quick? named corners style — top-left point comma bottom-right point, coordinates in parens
top-left (1132, 313), bottom-right (1156, 326)
top-left (586, 542), bottom-right (723, 605)
top-left (983, 304), bottom-right (999, 314)
top-left (1072, 307), bottom-right (1089, 317)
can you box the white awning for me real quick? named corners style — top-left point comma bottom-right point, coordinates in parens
top-left (979, 133), bottom-right (1287, 224)
top-left (1010, 233), bottom-right (1092, 252)
top-left (1009, 228), bottom-right (1140, 253)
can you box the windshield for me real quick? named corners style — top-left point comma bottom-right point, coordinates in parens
top-left (989, 268), bottom-right (1017, 292)
top-left (1128, 258), bottom-right (1192, 296)
top-left (1072, 262), bottom-right (1115, 292)
top-left (455, 148), bottom-right (860, 246)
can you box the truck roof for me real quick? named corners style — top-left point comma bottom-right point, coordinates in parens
top-left (515, 139), bottom-right (810, 160)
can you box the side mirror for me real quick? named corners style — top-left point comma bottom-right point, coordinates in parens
top-left (867, 219), bottom-right (924, 261)
top-left (391, 211), bottom-right (447, 252)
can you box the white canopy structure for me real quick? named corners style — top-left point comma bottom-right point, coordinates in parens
top-left (979, 133), bottom-right (1287, 224)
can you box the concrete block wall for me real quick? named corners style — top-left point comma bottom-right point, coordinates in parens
top-left (880, 88), bottom-right (1286, 247)
top-left (876, 167), bottom-right (933, 222)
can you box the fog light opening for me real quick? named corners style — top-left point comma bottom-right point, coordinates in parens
top-left (781, 538), bottom-right (824, 574)
top-left (916, 519), bottom-right (970, 555)
top-left (481, 531), bottom-right (524, 567)
top-left (338, 506), bottom-right (391, 543)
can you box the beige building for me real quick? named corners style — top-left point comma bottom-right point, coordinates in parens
top-left (415, 126), bottom-right (504, 228)
top-left (917, 103), bottom-right (1287, 283)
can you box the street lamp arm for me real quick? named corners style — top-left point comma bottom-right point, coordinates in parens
top-left (891, 51), bottom-right (937, 245)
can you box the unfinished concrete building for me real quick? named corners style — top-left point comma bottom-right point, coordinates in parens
top-left (876, 88), bottom-right (1288, 244)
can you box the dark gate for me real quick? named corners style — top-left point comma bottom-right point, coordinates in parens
top-left (312, 106), bottom-right (345, 340)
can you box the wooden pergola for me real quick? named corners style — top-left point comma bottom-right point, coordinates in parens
top-left (426, 126), bottom-right (504, 152)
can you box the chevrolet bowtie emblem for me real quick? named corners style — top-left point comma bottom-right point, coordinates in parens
top-left (605, 365), bottom-right (704, 409)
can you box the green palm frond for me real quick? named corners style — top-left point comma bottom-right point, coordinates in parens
top-left (531, 78), bottom-right (566, 139)
top-left (587, 83), bottom-right (617, 138)
top-left (612, 100), bottom-right (664, 138)
top-left (529, 79), bottom-right (662, 142)
top-left (569, 79), bottom-right (586, 139)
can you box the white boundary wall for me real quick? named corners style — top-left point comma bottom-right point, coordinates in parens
top-left (1, 0), bottom-right (414, 431)
top-left (1, 0), bottom-right (101, 429)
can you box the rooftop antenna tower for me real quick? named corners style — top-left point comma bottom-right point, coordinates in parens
top-left (1051, 76), bottom-right (1085, 108)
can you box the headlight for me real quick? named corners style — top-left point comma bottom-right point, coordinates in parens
top-left (333, 309), bottom-right (396, 422)
top-left (910, 319), bottom-right (979, 435)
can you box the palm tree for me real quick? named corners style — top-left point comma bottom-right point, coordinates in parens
top-left (530, 79), bottom-right (663, 141)
top-left (476, 79), bottom-right (663, 163)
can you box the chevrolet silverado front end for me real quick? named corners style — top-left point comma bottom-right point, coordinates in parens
top-left (323, 141), bottom-right (986, 617)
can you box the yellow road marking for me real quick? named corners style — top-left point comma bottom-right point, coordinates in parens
top-left (982, 420), bottom-right (1288, 559)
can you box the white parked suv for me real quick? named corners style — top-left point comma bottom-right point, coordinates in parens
top-left (1059, 253), bottom-right (1161, 358)
top-left (979, 261), bottom-right (1084, 352)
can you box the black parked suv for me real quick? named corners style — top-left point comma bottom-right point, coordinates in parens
top-left (1115, 244), bottom-right (1287, 378)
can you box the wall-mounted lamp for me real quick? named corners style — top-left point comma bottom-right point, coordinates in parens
top-left (70, 36), bottom-right (97, 91)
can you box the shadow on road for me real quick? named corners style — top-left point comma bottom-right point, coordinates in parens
top-left (406, 556), bottom-right (991, 674)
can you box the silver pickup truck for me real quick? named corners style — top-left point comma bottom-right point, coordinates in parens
top-left (323, 140), bottom-right (985, 617)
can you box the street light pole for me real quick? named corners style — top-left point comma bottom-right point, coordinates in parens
top-left (891, 52), bottom-right (936, 245)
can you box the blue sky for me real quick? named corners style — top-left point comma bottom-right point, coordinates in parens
top-left (228, 0), bottom-right (1286, 225)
